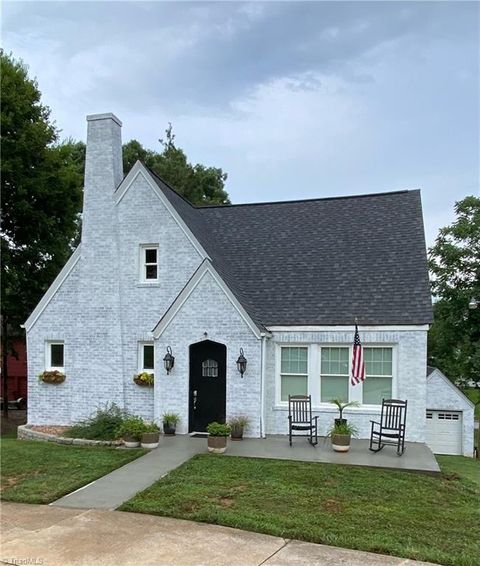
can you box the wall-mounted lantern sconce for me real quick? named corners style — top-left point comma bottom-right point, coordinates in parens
top-left (236, 348), bottom-right (247, 377)
top-left (163, 346), bottom-right (175, 374)
top-left (469, 297), bottom-right (478, 310)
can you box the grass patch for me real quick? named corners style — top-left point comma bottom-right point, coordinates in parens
top-left (120, 454), bottom-right (480, 566)
top-left (0, 437), bottom-right (146, 503)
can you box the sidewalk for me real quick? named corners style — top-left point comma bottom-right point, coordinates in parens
top-left (1, 502), bottom-right (439, 566)
top-left (51, 435), bottom-right (204, 509)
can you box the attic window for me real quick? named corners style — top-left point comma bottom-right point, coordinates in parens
top-left (140, 245), bottom-right (159, 282)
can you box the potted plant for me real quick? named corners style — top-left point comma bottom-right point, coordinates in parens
top-left (206, 422), bottom-right (231, 453)
top-left (162, 412), bottom-right (180, 435)
top-left (133, 372), bottom-right (154, 387)
top-left (116, 416), bottom-right (147, 448)
top-left (141, 422), bottom-right (160, 449)
top-left (38, 370), bottom-right (66, 384)
top-left (328, 421), bottom-right (358, 452)
top-left (228, 416), bottom-right (249, 440)
top-left (330, 398), bottom-right (360, 426)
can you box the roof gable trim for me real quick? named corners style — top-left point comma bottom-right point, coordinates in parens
top-left (152, 260), bottom-right (262, 339)
top-left (115, 161), bottom-right (210, 260)
top-left (24, 246), bottom-right (82, 332)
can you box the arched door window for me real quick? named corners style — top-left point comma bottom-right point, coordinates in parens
top-left (202, 359), bottom-right (218, 378)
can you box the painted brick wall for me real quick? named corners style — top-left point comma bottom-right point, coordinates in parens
top-left (427, 371), bottom-right (474, 456)
top-left (156, 271), bottom-right (262, 437)
top-left (26, 115), bottom-right (203, 425)
top-left (264, 329), bottom-right (428, 442)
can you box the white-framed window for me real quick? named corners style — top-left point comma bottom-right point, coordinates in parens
top-left (139, 245), bottom-right (159, 282)
top-left (362, 347), bottom-right (393, 405)
top-left (320, 347), bottom-right (349, 402)
top-left (46, 341), bottom-right (64, 370)
top-left (276, 343), bottom-right (395, 407)
top-left (280, 346), bottom-right (308, 401)
top-left (139, 342), bottom-right (155, 373)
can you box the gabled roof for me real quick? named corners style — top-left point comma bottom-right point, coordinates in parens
top-left (427, 366), bottom-right (475, 408)
top-left (149, 170), bottom-right (433, 327)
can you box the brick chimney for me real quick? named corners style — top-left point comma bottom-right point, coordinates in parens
top-left (81, 113), bottom-right (123, 248)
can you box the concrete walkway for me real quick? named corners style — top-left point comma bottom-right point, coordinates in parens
top-left (51, 435), bottom-right (204, 509)
top-left (0, 502), bottom-right (439, 566)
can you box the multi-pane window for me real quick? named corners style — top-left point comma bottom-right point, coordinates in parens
top-left (140, 245), bottom-right (158, 281)
top-left (47, 342), bottom-right (64, 370)
top-left (202, 359), bottom-right (218, 378)
top-left (320, 347), bottom-right (349, 402)
top-left (280, 347), bottom-right (308, 401)
top-left (363, 347), bottom-right (393, 404)
top-left (141, 344), bottom-right (154, 372)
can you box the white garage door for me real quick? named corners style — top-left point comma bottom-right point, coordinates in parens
top-left (426, 411), bottom-right (462, 455)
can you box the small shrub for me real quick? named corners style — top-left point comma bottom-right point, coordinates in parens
top-left (228, 416), bottom-right (250, 430)
top-left (162, 412), bottom-right (180, 426)
top-left (143, 422), bottom-right (160, 434)
top-left (206, 422), bottom-right (231, 437)
top-left (133, 372), bottom-right (154, 386)
top-left (328, 422), bottom-right (358, 437)
top-left (116, 416), bottom-right (149, 441)
top-left (38, 370), bottom-right (65, 384)
top-left (64, 403), bottom-right (129, 440)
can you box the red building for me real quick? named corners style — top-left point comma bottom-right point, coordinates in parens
top-left (1, 337), bottom-right (28, 401)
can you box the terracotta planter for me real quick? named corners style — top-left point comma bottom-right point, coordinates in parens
top-left (331, 433), bottom-right (351, 452)
top-left (141, 431), bottom-right (160, 449)
top-left (163, 424), bottom-right (176, 436)
top-left (123, 434), bottom-right (140, 448)
top-left (208, 435), bottom-right (228, 453)
top-left (230, 426), bottom-right (244, 441)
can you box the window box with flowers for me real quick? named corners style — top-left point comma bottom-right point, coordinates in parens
top-left (133, 372), bottom-right (154, 387)
top-left (39, 370), bottom-right (66, 384)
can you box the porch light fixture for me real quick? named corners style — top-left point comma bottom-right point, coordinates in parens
top-left (468, 297), bottom-right (478, 310)
top-left (163, 346), bottom-right (175, 374)
top-left (236, 348), bottom-right (247, 377)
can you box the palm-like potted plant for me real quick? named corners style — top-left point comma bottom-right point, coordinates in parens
top-left (228, 416), bottom-right (249, 440)
top-left (206, 422), bottom-right (231, 453)
top-left (162, 412), bottom-right (180, 435)
top-left (330, 398), bottom-right (360, 426)
top-left (141, 422), bottom-right (160, 449)
top-left (116, 416), bottom-right (147, 448)
top-left (328, 421), bottom-right (358, 452)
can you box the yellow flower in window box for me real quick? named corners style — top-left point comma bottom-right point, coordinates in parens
top-left (133, 372), bottom-right (154, 387)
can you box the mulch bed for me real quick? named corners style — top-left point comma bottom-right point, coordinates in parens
top-left (28, 425), bottom-right (69, 436)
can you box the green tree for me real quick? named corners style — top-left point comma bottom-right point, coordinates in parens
top-left (428, 196), bottom-right (480, 388)
top-left (1, 51), bottom-right (83, 414)
top-left (123, 124), bottom-right (230, 205)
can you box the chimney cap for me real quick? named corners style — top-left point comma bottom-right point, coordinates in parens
top-left (86, 113), bottom-right (122, 127)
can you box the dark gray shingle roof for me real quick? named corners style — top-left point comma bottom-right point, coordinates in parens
top-left (150, 170), bottom-right (433, 327)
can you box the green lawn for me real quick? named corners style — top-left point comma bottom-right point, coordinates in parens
top-left (120, 454), bottom-right (480, 566)
top-left (0, 437), bottom-right (146, 503)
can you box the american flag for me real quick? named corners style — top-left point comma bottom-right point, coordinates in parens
top-left (351, 324), bottom-right (365, 386)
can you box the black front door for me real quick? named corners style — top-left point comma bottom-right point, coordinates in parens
top-left (189, 340), bottom-right (226, 432)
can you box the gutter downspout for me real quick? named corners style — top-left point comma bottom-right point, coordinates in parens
top-left (260, 332), bottom-right (268, 439)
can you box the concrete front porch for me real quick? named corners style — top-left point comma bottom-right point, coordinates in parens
top-left (224, 435), bottom-right (440, 474)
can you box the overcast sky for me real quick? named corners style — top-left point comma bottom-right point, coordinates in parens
top-left (3, 1), bottom-right (479, 245)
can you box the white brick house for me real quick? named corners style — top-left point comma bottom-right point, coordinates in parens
top-left (25, 112), bottom-right (448, 448)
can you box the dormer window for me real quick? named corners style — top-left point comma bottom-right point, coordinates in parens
top-left (140, 245), bottom-right (159, 282)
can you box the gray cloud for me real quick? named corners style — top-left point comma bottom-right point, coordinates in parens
top-left (2, 1), bottom-right (479, 245)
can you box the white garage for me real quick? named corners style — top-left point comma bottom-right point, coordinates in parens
top-left (426, 367), bottom-right (475, 457)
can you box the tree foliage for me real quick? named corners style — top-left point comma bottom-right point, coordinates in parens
top-left (428, 196), bottom-right (480, 386)
top-left (1, 51), bottom-right (83, 412)
top-left (1, 51), bottom-right (83, 332)
top-left (123, 124), bottom-right (230, 205)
